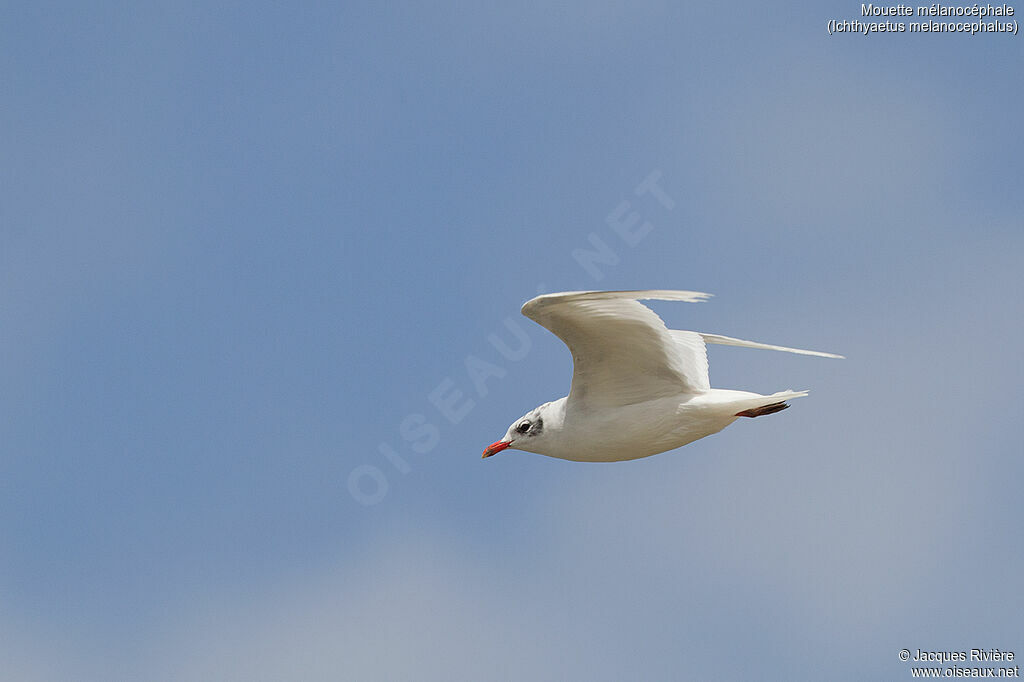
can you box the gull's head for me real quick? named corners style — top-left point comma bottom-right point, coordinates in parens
top-left (482, 402), bottom-right (558, 459)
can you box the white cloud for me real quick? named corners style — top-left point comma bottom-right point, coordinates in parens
top-left (157, 532), bottom-right (581, 682)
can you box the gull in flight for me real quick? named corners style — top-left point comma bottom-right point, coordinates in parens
top-left (482, 290), bottom-right (842, 462)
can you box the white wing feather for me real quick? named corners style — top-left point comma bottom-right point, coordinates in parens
top-left (521, 290), bottom-right (713, 409)
top-left (698, 332), bottom-right (844, 359)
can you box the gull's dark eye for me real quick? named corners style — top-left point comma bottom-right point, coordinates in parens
top-left (516, 420), bottom-right (531, 434)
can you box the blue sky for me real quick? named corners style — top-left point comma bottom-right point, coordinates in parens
top-left (2, 2), bottom-right (1022, 680)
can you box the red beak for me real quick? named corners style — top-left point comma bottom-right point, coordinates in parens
top-left (482, 440), bottom-right (511, 458)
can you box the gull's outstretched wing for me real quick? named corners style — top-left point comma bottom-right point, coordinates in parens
top-left (697, 332), bottom-right (844, 359)
top-left (521, 290), bottom-right (712, 410)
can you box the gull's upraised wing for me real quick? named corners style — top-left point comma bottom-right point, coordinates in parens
top-left (521, 290), bottom-right (713, 410)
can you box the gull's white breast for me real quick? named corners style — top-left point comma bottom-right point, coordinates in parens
top-left (540, 391), bottom-right (759, 462)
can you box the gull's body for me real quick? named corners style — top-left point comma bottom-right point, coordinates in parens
top-left (482, 290), bottom-right (842, 463)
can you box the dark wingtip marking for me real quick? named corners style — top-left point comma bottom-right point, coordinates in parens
top-left (736, 402), bottom-right (790, 418)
